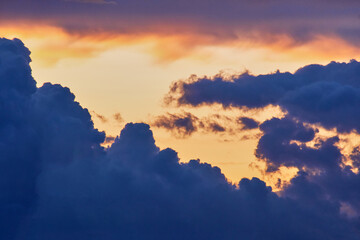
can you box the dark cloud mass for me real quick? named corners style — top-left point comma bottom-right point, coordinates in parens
top-left (152, 112), bottom-right (238, 137)
top-left (1, 37), bottom-right (360, 240)
top-left (167, 60), bottom-right (360, 133)
top-left (238, 117), bottom-right (260, 130)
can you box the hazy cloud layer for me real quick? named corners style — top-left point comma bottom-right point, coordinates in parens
top-left (1, 0), bottom-right (360, 49)
top-left (1, 38), bottom-right (360, 240)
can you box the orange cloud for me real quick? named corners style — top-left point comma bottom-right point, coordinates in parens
top-left (2, 21), bottom-right (360, 67)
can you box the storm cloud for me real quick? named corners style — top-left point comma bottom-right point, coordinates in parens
top-left (1, 37), bottom-right (360, 240)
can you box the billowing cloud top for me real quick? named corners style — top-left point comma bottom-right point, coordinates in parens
top-left (1, 38), bottom-right (360, 239)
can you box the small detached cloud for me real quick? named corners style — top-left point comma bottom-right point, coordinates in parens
top-left (238, 117), bottom-right (259, 130)
top-left (151, 112), bottom-right (257, 138)
top-left (113, 112), bottom-right (124, 124)
top-left (3, 0), bottom-right (360, 57)
top-left (91, 111), bottom-right (108, 123)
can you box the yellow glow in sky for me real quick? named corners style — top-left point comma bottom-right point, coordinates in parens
top-left (3, 25), bottom-right (360, 183)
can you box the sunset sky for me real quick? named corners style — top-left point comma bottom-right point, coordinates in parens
top-left (3, 0), bottom-right (360, 182)
top-left (2, 1), bottom-right (360, 239)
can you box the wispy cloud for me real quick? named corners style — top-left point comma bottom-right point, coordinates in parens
top-left (152, 112), bottom-right (260, 138)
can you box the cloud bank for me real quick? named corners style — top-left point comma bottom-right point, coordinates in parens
top-left (1, 38), bottom-right (360, 239)
top-left (167, 61), bottom-right (360, 133)
top-left (2, 0), bottom-right (360, 51)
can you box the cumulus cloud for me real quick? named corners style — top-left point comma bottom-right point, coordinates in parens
top-left (113, 112), bottom-right (124, 123)
top-left (166, 55), bottom-right (360, 226)
top-left (1, 37), bottom-right (360, 240)
top-left (167, 61), bottom-right (360, 133)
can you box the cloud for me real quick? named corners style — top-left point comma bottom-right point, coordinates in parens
top-left (104, 135), bottom-right (116, 144)
top-left (152, 112), bottom-right (198, 137)
top-left (1, 37), bottom-right (360, 239)
top-left (113, 112), bottom-right (124, 123)
top-left (166, 53), bottom-right (360, 223)
top-left (166, 60), bottom-right (360, 133)
top-left (2, 0), bottom-right (360, 60)
top-left (238, 117), bottom-right (259, 130)
top-left (207, 122), bottom-right (226, 133)
top-left (91, 111), bottom-right (108, 123)
top-left (151, 112), bottom-right (249, 137)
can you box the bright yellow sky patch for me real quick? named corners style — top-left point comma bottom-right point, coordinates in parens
top-left (2, 24), bottom-right (360, 184)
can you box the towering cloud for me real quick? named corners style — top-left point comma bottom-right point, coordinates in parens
top-left (1, 38), bottom-right (360, 239)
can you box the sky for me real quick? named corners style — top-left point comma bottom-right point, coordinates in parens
top-left (1, 0), bottom-right (360, 239)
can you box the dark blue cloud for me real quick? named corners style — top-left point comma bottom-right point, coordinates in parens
top-left (238, 117), bottom-right (259, 130)
top-left (1, 38), bottom-right (360, 240)
top-left (167, 60), bottom-right (360, 133)
top-left (167, 60), bottom-right (360, 219)
top-left (152, 112), bottom-right (199, 137)
top-left (256, 117), bottom-right (340, 172)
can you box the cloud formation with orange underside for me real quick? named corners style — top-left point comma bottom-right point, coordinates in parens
top-left (1, 0), bottom-right (360, 64)
top-left (1, 0), bottom-right (359, 45)
top-left (3, 23), bottom-right (360, 68)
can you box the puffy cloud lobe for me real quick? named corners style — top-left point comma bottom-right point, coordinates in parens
top-left (0, 38), bottom-right (39, 239)
top-left (1, 38), bottom-right (360, 239)
top-left (256, 117), bottom-right (340, 172)
top-left (166, 72), bottom-right (295, 108)
top-left (168, 60), bottom-right (360, 133)
top-left (255, 117), bottom-right (360, 217)
top-left (0, 38), bottom-right (104, 239)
